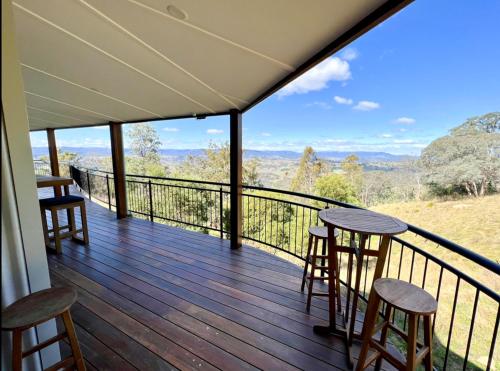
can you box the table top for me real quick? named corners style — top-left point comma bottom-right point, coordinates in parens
top-left (319, 208), bottom-right (407, 236)
top-left (36, 175), bottom-right (73, 188)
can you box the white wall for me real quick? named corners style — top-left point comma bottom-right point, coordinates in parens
top-left (1, 0), bottom-right (60, 369)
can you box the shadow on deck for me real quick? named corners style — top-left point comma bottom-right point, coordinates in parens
top-left (40, 187), bottom-right (395, 370)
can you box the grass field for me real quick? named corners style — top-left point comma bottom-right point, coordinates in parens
top-left (371, 195), bottom-right (500, 370)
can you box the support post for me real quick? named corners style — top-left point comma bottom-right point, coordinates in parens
top-left (110, 122), bottom-right (128, 219)
top-left (46, 128), bottom-right (61, 196)
top-left (229, 109), bottom-right (242, 249)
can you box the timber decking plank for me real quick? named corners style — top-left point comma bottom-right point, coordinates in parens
top-left (51, 265), bottom-right (295, 370)
top-left (42, 187), bottom-right (398, 371)
top-left (50, 252), bottom-right (346, 370)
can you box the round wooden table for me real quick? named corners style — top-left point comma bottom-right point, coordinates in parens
top-left (315, 208), bottom-right (407, 368)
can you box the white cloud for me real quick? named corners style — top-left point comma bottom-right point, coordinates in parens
top-left (206, 129), bottom-right (224, 135)
top-left (92, 126), bottom-right (108, 130)
top-left (394, 117), bottom-right (416, 124)
top-left (163, 127), bottom-right (180, 132)
top-left (305, 101), bottom-right (332, 110)
top-left (393, 139), bottom-right (415, 144)
top-left (353, 100), bottom-right (380, 111)
top-left (261, 132), bottom-right (272, 137)
top-left (380, 133), bottom-right (393, 138)
top-left (341, 48), bottom-right (359, 61)
top-left (334, 96), bottom-right (353, 105)
top-left (277, 57), bottom-right (351, 97)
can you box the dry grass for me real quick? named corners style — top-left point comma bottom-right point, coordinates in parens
top-left (372, 195), bottom-right (500, 370)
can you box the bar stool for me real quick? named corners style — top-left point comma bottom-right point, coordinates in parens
top-left (2, 287), bottom-right (85, 371)
top-left (301, 226), bottom-right (341, 312)
top-left (356, 278), bottom-right (438, 371)
top-left (39, 195), bottom-right (89, 254)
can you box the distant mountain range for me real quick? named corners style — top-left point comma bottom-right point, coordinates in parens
top-left (31, 147), bottom-right (416, 163)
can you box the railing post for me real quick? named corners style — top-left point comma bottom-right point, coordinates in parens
top-left (86, 170), bottom-right (91, 201)
top-left (219, 187), bottom-right (223, 239)
top-left (230, 109), bottom-right (243, 249)
top-left (148, 180), bottom-right (154, 222)
top-left (106, 174), bottom-right (111, 210)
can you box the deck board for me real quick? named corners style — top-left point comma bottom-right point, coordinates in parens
top-left (41, 187), bottom-right (394, 370)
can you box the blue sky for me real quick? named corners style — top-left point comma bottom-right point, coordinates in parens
top-left (30, 0), bottom-right (500, 155)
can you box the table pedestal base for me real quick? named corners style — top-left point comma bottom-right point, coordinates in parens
top-left (313, 311), bottom-right (363, 369)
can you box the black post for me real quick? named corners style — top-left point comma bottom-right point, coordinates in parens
top-left (219, 187), bottom-right (223, 239)
top-left (106, 174), bottom-right (111, 210)
top-left (230, 109), bottom-right (242, 249)
top-left (148, 180), bottom-right (154, 222)
top-left (86, 170), bottom-right (91, 201)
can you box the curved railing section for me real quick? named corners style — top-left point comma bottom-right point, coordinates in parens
top-left (67, 164), bottom-right (499, 370)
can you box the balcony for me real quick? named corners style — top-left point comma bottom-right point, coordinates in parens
top-left (35, 162), bottom-right (499, 370)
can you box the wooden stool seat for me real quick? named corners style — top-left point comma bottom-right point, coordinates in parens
top-left (2, 287), bottom-right (85, 371)
top-left (374, 278), bottom-right (438, 315)
top-left (308, 226), bottom-right (339, 239)
top-left (356, 278), bottom-right (438, 371)
top-left (40, 195), bottom-right (89, 254)
top-left (2, 287), bottom-right (77, 330)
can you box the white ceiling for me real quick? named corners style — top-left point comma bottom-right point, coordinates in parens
top-left (11, 0), bottom-right (395, 130)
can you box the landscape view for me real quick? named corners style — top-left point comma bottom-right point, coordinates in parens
top-left (28, 1), bottom-right (499, 369)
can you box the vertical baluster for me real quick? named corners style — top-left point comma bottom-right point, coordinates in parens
top-left (87, 170), bottom-right (92, 200)
top-left (106, 174), bottom-right (111, 210)
top-left (486, 306), bottom-right (499, 371)
top-left (443, 277), bottom-right (461, 370)
top-left (219, 187), bottom-right (223, 238)
top-left (463, 289), bottom-right (480, 369)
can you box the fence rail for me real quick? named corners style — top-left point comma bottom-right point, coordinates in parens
top-left (67, 164), bottom-right (499, 370)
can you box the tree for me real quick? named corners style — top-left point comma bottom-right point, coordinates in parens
top-left (341, 154), bottom-right (363, 194)
top-left (126, 123), bottom-right (166, 176)
top-left (314, 174), bottom-right (360, 205)
top-left (420, 112), bottom-right (500, 197)
top-left (39, 150), bottom-right (81, 176)
top-left (174, 141), bottom-right (262, 186)
top-left (290, 146), bottom-right (327, 193)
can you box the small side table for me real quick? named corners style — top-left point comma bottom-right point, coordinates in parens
top-left (315, 208), bottom-right (407, 368)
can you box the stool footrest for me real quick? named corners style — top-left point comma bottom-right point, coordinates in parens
top-left (307, 275), bottom-right (328, 281)
top-left (22, 332), bottom-right (68, 358)
top-left (370, 340), bottom-right (406, 370)
top-left (45, 356), bottom-right (75, 371)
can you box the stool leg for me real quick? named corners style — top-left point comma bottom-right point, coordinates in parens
top-left (12, 329), bottom-right (23, 371)
top-left (407, 313), bottom-right (418, 370)
top-left (306, 236), bottom-right (319, 312)
top-left (374, 304), bottom-right (393, 371)
top-left (62, 310), bottom-right (85, 371)
top-left (423, 315), bottom-right (433, 371)
top-left (68, 206), bottom-right (76, 236)
top-left (51, 209), bottom-right (62, 254)
top-left (301, 235), bottom-right (313, 292)
top-left (356, 292), bottom-right (381, 371)
top-left (80, 203), bottom-right (89, 245)
top-left (40, 208), bottom-right (50, 248)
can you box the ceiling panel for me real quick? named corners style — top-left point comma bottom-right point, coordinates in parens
top-left (10, 0), bottom-right (400, 130)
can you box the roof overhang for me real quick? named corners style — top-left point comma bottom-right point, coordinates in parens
top-left (11, 0), bottom-right (412, 131)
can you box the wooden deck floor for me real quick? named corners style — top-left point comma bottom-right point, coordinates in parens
top-left (41, 187), bottom-right (390, 371)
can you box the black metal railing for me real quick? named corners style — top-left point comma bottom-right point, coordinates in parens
top-left (33, 159), bottom-right (51, 175)
top-left (67, 164), bottom-right (499, 370)
top-left (33, 159), bottom-right (72, 177)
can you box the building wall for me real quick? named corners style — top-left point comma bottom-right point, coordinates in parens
top-left (1, 0), bottom-right (60, 369)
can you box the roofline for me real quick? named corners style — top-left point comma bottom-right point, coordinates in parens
top-left (242, 0), bottom-right (413, 113)
top-left (29, 0), bottom-right (412, 131)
